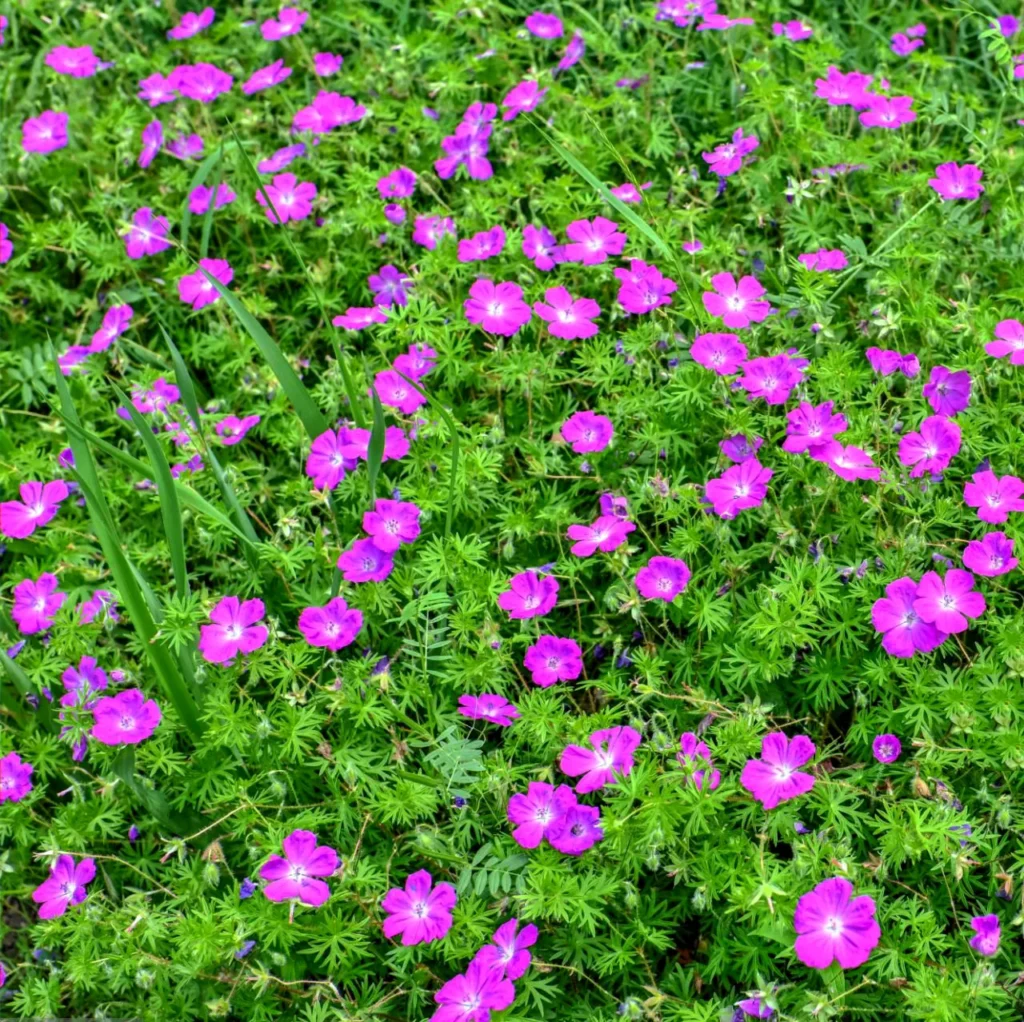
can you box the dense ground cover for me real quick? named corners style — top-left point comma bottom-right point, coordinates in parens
top-left (2, 0), bottom-right (1024, 1019)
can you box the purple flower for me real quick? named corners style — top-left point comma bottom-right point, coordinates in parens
top-left (337, 538), bottom-right (395, 583)
top-left (124, 207), bottom-right (171, 260)
top-left (291, 91), bottom-right (366, 134)
top-left (458, 225), bottom-right (507, 263)
top-left (683, 238), bottom-right (704, 253)
top-left (567, 515), bottom-right (635, 557)
top-left (737, 354), bottom-right (801, 405)
top-left (215, 414), bottom-right (260, 445)
top-left (702, 273), bottom-right (771, 329)
top-left (314, 52), bottom-right (344, 75)
top-left (131, 377), bottom-right (179, 413)
top-left (772, 19), bottom-right (812, 40)
top-left (891, 32), bottom-right (924, 55)
top-left (0, 751), bottom-right (34, 803)
top-left (705, 460), bottom-right (773, 519)
top-left (458, 693), bottom-right (521, 727)
top-left (508, 782), bottom-right (575, 848)
top-left (363, 499), bottom-right (421, 552)
top-left (798, 248), bottom-right (848, 272)
top-left (498, 570), bottom-right (559, 619)
top-left (969, 914), bottom-right (1000, 956)
top-left (178, 258), bottom-right (233, 310)
top-left (898, 415), bottom-right (961, 477)
top-left (872, 734), bottom-right (901, 763)
top-left (243, 59), bottom-right (293, 95)
top-left (0, 480), bottom-right (69, 539)
top-left (702, 128), bottom-right (759, 177)
top-left (560, 726), bottom-right (641, 794)
top-left (393, 344), bottom-right (437, 381)
top-left (615, 259), bottom-right (677, 314)
top-left (259, 143), bottom-right (307, 174)
top-left (556, 31), bottom-right (585, 72)
top-left (32, 855), bottom-right (96, 919)
top-left (524, 635), bottom-right (583, 687)
top-left (412, 215), bottom-right (457, 249)
top-left (814, 67), bottom-right (874, 107)
top-left (297, 597), bottom-right (363, 651)
top-left (382, 870), bottom-right (456, 945)
top-left (45, 45), bottom-right (103, 77)
top-left (372, 370), bottom-right (425, 414)
top-left (60, 656), bottom-right (108, 708)
top-left (474, 918), bottom-right (538, 980)
top-left (91, 689), bottom-right (162, 745)
top-left (12, 573), bottom-right (66, 634)
top-left (678, 732), bottom-right (720, 790)
top-left (740, 733), bottom-right (815, 809)
top-left (172, 62), bottom-right (234, 103)
top-left (561, 410), bottom-right (614, 453)
top-left (813, 442), bottom-right (881, 483)
top-left (334, 307), bottom-right (388, 331)
top-left (532, 286), bottom-right (601, 340)
top-left (198, 596), bottom-right (268, 663)
top-left (261, 7), bottom-right (308, 40)
top-left (988, 318), bottom-right (1024, 364)
top-left (464, 279), bottom-right (532, 336)
top-left (435, 123), bottom-right (493, 180)
top-left (783, 401), bottom-right (847, 454)
top-left (913, 569), bottom-right (986, 634)
top-left (635, 556), bottom-right (691, 602)
top-left (167, 132), bottom-right (204, 160)
top-left (502, 80), bottom-right (548, 120)
top-left (138, 73), bottom-right (177, 106)
top-left (964, 470), bottom-right (1024, 523)
top-left (432, 957), bottom-right (515, 1022)
top-left (138, 120), bottom-right (163, 169)
top-left (929, 162), bottom-right (984, 201)
top-left (168, 7), bottom-right (215, 39)
top-left (794, 878), bottom-right (880, 969)
top-left (691, 332), bottom-right (748, 375)
top-left (257, 173), bottom-right (317, 224)
top-left (963, 532), bottom-right (1018, 577)
top-left (525, 11), bottom-right (563, 37)
top-left (239, 877), bottom-right (256, 899)
top-left (78, 589), bottom-right (119, 625)
top-left (522, 224), bottom-right (565, 270)
top-left (260, 829), bottom-right (338, 907)
top-left (563, 217), bottom-right (625, 265)
top-left (547, 801), bottom-right (603, 855)
top-left (923, 366), bottom-right (971, 417)
top-left (859, 95), bottom-right (917, 129)
top-left (871, 577), bottom-right (946, 657)
top-left (188, 182), bottom-right (236, 216)
top-left (369, 264), bottom-right (412, 307)
top-left (657, 0), bottom-right (716, 27)
top-left (866, 346), bottom-right (920, 377)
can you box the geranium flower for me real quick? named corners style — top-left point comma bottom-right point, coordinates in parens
top-left (1, 480), bottom-right (69, 539)
top-left (773, 19), bottom-right (812, 39)
top-left (859, 94), bottom-right (916, 129)
top-left (556, 31), bottom-right (585, 71)
top-left (969, 915), bottom-right (1001, 956)
top-left (338, 538), bottom-right (394, 582)
top-left (702, 128), bottom-right (758, 177)
top-left (377, 166), bottom-right (416, 199)
top-left (188, 182), bottom-right (235, 216)
top-left (683, 239), bottom-right (704, 253)
top-left (615, 259), bottom-right (677, 314)
top-left (0, 751), bottom-right (33, 803)
top-left (794, 878), bottom-right (880, 969)
top-left (502, 80), bottom-right (547, 120)
top-left (898, 415), bottom-right (961, 477)
top-left (871, 577), bottom-right (946, 658)
top-left (609, 181), bottom-right (652, 203)
top-left (963, 470), bottom-right (1024, 523)
top-left (314, 53), bottom-right (344, 75)
top-left (32, 855), bottom-right (95, 919)
top-left (474, 919), bottom-right (538, 981)
top-left (464, 279), bottom-right (532, 336)
top-left (0, 223), bottom-right (11, 264)
top-left (22, 111), bottom-right (69, 154)
top-left (872, 734), bottom-right (901, 763)
top-left (198, 596), bottom-right (268, 663)
top-left (393, 344), bottom-right (436, 381)
top-left (561, 726), bottom-right (641, 793)
top-left (891, 32), bottom-right (924, 55)
top-left (922, 366), bottom-right (971, 416)
top-left (172, 62), bottom-right (234, 102)
top-left (814, 66), bottom-right (874, 107)
top-left (498, 570), bottom-right (558, 619)
top-left (697, 13), bottom-right (754, 30)
top-left (691, 332), bottom-right (748, 374)
top-left (929, 162), bottom-right (984, 200)
top-left (45, 45), bottom-right (102, 77)
top-left (702, 273), bottom-right (771, 328)
top-left (567, 515), bottom-right (635, 557)
top-left (214, 415), bottom-right (260, 445)
top-left (524, 636), bottom-right (583, 687)
top-left (720, 435), bottom-right (763, 462)
top-left (372, 369), bottom-right (426, 414)
top-left (995, 14), bottom-right (1019, 35)
top-left (657, 0), bottom-right (716, 27)
top-left (812, 442), bottom-right (881, 482)
top-left (522, 224), bottom-right (565, 270)
top-left (798, 248), bottom-right (848, 272)
top-left (257, 173), bottom-right (316, 224)
top-left (260, 830), bottom-right (338, 907)
top-left (292, 91), bottom-right (366, 133)
top-left (178, 258), bottom-right (233, 310)
top-left (124, 207), bottom-right (171, 260)
top-left (383, 870), bottom-right (457, 945)
top-left (130, 377), bottom-right (179, 413)
top-left (533, 286), bottom-right (601, 339)
top-left (138, 73), bottom-right (178, 106)
top-left (59, 656), bottom-right (108, 709)
top-left (259, 143), bottom-right (307, 174)
top-left (561, 410), bottom-right (613, 453)
top-left (458, 693), bottom-right (521, 727)
top-left (563, 217), bottom-right (625, 264)
top-left (369, 265), bottom-right (412, 307)
top-left (363, 499), bottom-right (421, 552)
top-left (243, 60), bottom-right (293, 95)
top-left (866, 346), bottom-right (920, 377)
top-left (78, 589), bottom-right (119, 625)
top-left (412, 215), bottom-right (457, 249)
top-left (705, 459), bottom-right (773, 518)
top-left (168, 7), bottom-right (215, 39)
top-left (12, 574), bottom-right (66, 634)
top-left (91, 689), bottom-right (162, 745)
top-left (306, 429), bottom-right (356, 489)
top-left (334, 307), bottom-right (388, 331)
top-left (635, 556), bottom-right (691, 602)
top-left (678, 732), bottom-right (720, 790)
top-left (783, 401), bottom-right (847, 454)
top-left (297, 597), bottom-right (363, 651)
top-left (138, 120), bottom-right (163, 169)
top-left (508, 781), bottom-right (575, 847)
top-left (457, 225), bottom-right (506, 263)
top-left (963, 532), bottom-right (1017, 577)
top-left (432, 958), bottom-right (515, 1022)
top-left (987, 318), bottom-right (1024, 364)
top-left (525, 11), bottom-right (563, 36)
top-left (913, 569), bottom-right (986, 634)
top-left (435, 123), bottom-right (492, 180)
top-left (261, 7), bottom-right (308, 40)
top-left (547, 802), bottom-right (602, 854)
top-left (167, 132), bottom-right (204, 160)
top-left (740, 733), bottom-right (816, 809)
top-left (737, 354), bottom-right (801, 404)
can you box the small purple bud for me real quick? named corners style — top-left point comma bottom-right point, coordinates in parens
top-left (239, 877), bottom-right (257, 900)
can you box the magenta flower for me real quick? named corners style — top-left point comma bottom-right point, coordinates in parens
top-left (773, 19), bottom-right (812, 39)
top-left (412, 215), bottom-right (457, 249)
top-left (740, 733), bottom-right (816, 809)
top-left (898, 415), bottom-right (961, 477)
top-left (338, 538), bottom-right (394, 583)
top-left (130, 377), bottom-right (179, 413)
top-left (188, 182), bottom-right (235, 216)
top-left (464, 279), bottom-right (532, 336)
top-left (0, 223), bottom-right (11, 264)
top-left (609, 181), bottom-right (652, 203)
top-left (372, 369), bottom-right (426, 414)
top-left (798, 248), bottom-right (848, 272)
top-left (172, 62), bottom-right (233, 102)
top-left (314, 52), bottom-right (344, 75)
top-left (702, 273), bottom-right (771, 329)
top-left (363, 499), bottom-right (421, 552)
top-left (657, 0), bottom-right (716, 27)
top-left (124, 207), bottom-right (171, 260)
top-left (635, 556), bottom-right (691, 602)
top-left (138, 120), bottom-right (163, 169)
top-left (814, 67), bottom-right (874, 107)
top-left (533, 286), bottom-right (601, 340)
top-left (813, 442), bottom-right (881, 483)
top-left (458, 225), bottom-right (506, 263)
top-left (705, 459), bottom-right (773, 519)
top-left (475, 919), bottom-right (538, 981)
top-left (32, 855), bottom-right (96, 920)
top-left (168, 7), bottom-right (215, 39)
top-left (561, 410), bottom-right (614, 453)
top-left (891, 32), bottom-right (924, 55)
top-left (298, 597), bottom-right (362, 651)
top-left (678, 732), bottom-right (720, 790)
top-left (508, 781), bottom-right (575, 848)
top-left (913, 569), bottom-right (986, 634)
top-left (498, 570), bottom-right (559, 619)
top-left (720, 435), bottom-right (763, 462)
top-left (458, 693), bottom-right (521, 727)
top-left (567, 515), bottom-right (635, 557)
top-left (259, 143), bottom-right (307, 174)
top-left (292, 91), bottom-right (366, 134)
top-left (45, 45), bottom-right (102, 77)
top-left (737, 354), bottom-right (801, 405)
top-left (794, 878), bottom-right (880, 969)
top-left (866, 346), bottom-right (920, 377)
top-left (783, 401), bottom-right (847, 454)
top-left (91, 689), bottom-right (162, 745)
top-left (922, 366), bottom-right (971, 417)
top-left (333, 307), bottom-right (388, 331)
top-left (683, 239), bottom-right (704, 253)
top-left (524, 635), bottom-right (583, 687)
top-left (12, 574), bottom-right (66, 634)
top-left (384, 204), bottom-right (406, 224)
top-left (964, 470), bottom-right (1024, 523)
top-left (138, 73), bottom-right (178, 106)
top-left (963, 532), bottom-right (1017, 577)
top-left (1, 480), bottom-right (69, 539)
top-left (525, 11), bottom-right (564, 36)
top-left (563, 217), bottom-right (626, 265)
top-left (995, 14), bottom-right (1020, 35)
top-left (393, 344), bottom-right (437, 381)
top-left (78, 590), bottom-right (119, 625)
top-left (860, 94), bottom-right (917, 129)
top-left (871, 577), bottom-right (945, 658)
top-left (167, 132), bottom-right (204, 160)
top-left (22, 111), bottom-right (69, 154)
top-left (178, 258), bottom-right (233, 310)
top-left (690, 332), bottom-right (748, 375)
top-left (243, 60), bottom-right (293, 95)
top-left (702, 128), bottom-right (759, 177)
top-left (432, 957), bottom-right (515, 1022)
top-left (988, 318), bottom-right (1024, 364)
top-left (0, 751), bottom-right (33, 803)
top-left (548, 801), bottom-right (602, 854)
top-left (369, 265), bottom-right (412, 307)
top-left (382, 870), bottom-right (456, 945)
top-left (872, 734), bottom-right (901, 763)
top-left (929, 162), bottom-right (983, 201)
top-left (696, 13), bottom-right (755, 30)
top-left (502, 80), bottom-right (547, 120)
top-left (462, 101), bottom-right (497, 128)
top-left (561, 726), bottom-right (641, 793)
top-left (260, 829), bottom-right (338, 907)
top-left (435, 123), bottom-right (493, 180)
top-left (970, 915), bottom-right (1001, 956)
top-left (198, 596), bottom-right (268, 663)
top-left (378, 166), bottom-right (417, 199)
top-left (261, 7), bottom-right (308, 40)
top-left (615, 259), bottom-right (677, 315)
top-left (215, 414), bottom-right (260, 445)
top-left (556, 31), bottom-right (586, 71)
top-left (522, 224), bottom-right (565, 270)
top-left (257, 173), bottom-right (316, 224)
top-left (737, 999), bottom-right (773, 1020)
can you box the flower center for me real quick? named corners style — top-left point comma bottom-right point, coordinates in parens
top-left (823, 916), bottom-right (844, 938)
top-left (119, 714), bottom-right (137, 731)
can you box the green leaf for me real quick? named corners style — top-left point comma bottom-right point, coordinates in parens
top-left (0, 648), bottom-right (54, 730)
top-left (112, 748), bottom-right (205, 834)
top-left (367, 387), bottom-right (387, 501)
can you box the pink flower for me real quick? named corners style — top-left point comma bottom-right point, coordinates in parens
top-left (507, 782), bottom-right (575, 847)
top-left (462, 101), bottom-right (497, 128)
top-left (384, 204), bottom-right (405, 224)
top-left (923, 365), bottom-right (971, 417)
top-left (635, 556), bottom-right (691, 602)
top-left (138, 73), bottom-right (178, 106)
top-left (891, 32), bottom-right (924, 55)
top-left (963, 532), bottom-right (1017, 577)
top-left (370, 265), bottom-right (412, 307)
top-left (720, 435), bottom-right (763, 462)
top-left (563, 217), bottom-right (626, 265)
top-left (859, 94), bottom-right (917, 129)
top-left (547, 801), bottom-right (602, 855)
top-left (259, 143), bottom-right (306, 174)
top-left (498, 570), bottom-right (558, 619)
top-left (435, 123), bottom-right (493, 180)
top-left (561, 410), bottom-right (614, 453)
top-left (297, 597), bottom-right (362, 651)
top-left (970, 914), bottom-right (1001, 956)
top-left (524, 635), bottom-right (583, 687)
top-left (690, 332), bottom-right (748, 375)
top-left (696, 13), bottom-right (755, 30)
top-left (78, 590), bottom-right (119, 625)
top-left (872, 734), bottom-right (901, 763)
top-left (363, 499), bottom-right (421, 552)
top-left (560, 726), bottom-right (642, 793)
top-left (372, 369), bottom-right (426, 414)
top-left (964, 470), bottom-right (1024, 523)
top-left (45, 45), bottom-right (102, 77)
top-left (737, 354), bottom-right (801, 405)
top-left (377, 166), bottom-right (416, 199)
top-left (913, 569), bottom-right (986, 634)
top-left (412, 215), bottom-right (457, 249)
top-left (91, 689), bottom-right (162, 745)
top-left (988, 318), bottom-right (1024, 364)
top-left (393, 344), bottom-right (437, 381)
top-left (464, 280), bottom-right (532, 336)
top-left (0, 223), bottom-right (11, 264)
top-left (337, 538), bottom-right (394, 582)
top-left (522, 224), bottom-right (565, 270)
top-left (502, 80), bottom-right (547, 120)
top-left (167, 132), bottom-right (204, 160)
top-left (567, 515), bottom-right (635, 557)
top-left (702, 273), bottom-right (771, 329)
top-left (432, 958), bottom-right (515, 1022)
top-left (798, 248), bottom-right (848, 272)
top-left (475, 919), bottom-right (538, 981)
top-left (458, 693), bottom-right (521, 727)
top-left (215, 414), bottom-right (260, 445)
top-left (929, 161), bottom-right (984, 200)
top-left (794, 878), bottom-right (880, 969)
top-left (137, 120), bottom-right (163, 169)
top-left (1, 481), bottom-right (69, 539)
top-left (172, 62), bottom-right (234, 102)
top-left (740, 732), bottom-right (816, 809)
top-left (0, 751), bottom-right (33, 802)
top-left (333, 307), bottom-right (388, 331)
top-left (257, 173), bottom-right (317, 224)
top-left (702, 128), bottom-right (758, 177)
top-left (683, 239), bottom-right (704, 253)
top-left (32, 855), bottom-right (95, 920)
top-left (615, 260), bottom-right (677, 314)
top-left (291, 92), bottom-right (366, 134)
top-left (314, 52), bottom-right (344, 75)
top-left (178, 258), bottom-right (233, 310)
top-left (124, 207), bottom-right (171, 260)
top-left (22, 111), bottom-right (69, 154)
top-left (772, 19), bottom-right (812, 39)
top-left (12, 573), bottom-right (66, 634)
top-left (866, 346), bottom-right (920, 377)
top-left (533, 286), bottom-right (601, 339)
top-left (131, 377), bottom-right (179, 413)
top-left (261, 7), bottom-right (308, 40)
top-left (188, 182), bottom-right (235, 216)
top-left (168, 7), bottom-right (215, 39)
top-left (198, 596), bottom-right (268, 663)
top-left (243, 59), bottom-right (293, 95)
top-left (705, 459), bottom-right (773, 518)
top-left (556, 31), bottom-right (586, 71)
top-left (457, 225), bottom-right (506, 263)
top-left (813, 442), bottom-right (881, 482)
top-left (678, 732), bottom-right (720, 790)
top-left (609, 181), bottom-right (652, 202)
top-left (657, 0), bottom-right (716, 27)
top-left (383, 870), bottom-right (457, 945)
top-left (871, 577), bottom-right (946, 657)
top-left (260, 829), bottom-right (339, 907)
top-left (814, 67), bottom-right (874, 108)
top-left (898, 415), bottom-right (961, 477)
top-left (783, 400), bottom-right (847, 454)
top-left (525, 12), bottom-right (564, 37)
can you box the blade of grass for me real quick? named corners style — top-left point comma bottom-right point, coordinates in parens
top-left (367, 388), bottom-right (387, 501)
top-left (0, 648), bottom-right (54, 730)
top-left (199, 148), bottom-right (224, 261)
top-left (180, 144), bottom-right (226, 253)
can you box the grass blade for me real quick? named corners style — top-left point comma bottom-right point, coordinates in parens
top-left (0, 648), bottom-right (54, 730)
top-left (199, 148), bottom-right (224, 261)
top-left (367, 387), bottom-right (387, 501)
top-left (180, 144), bottom-right (226, 253)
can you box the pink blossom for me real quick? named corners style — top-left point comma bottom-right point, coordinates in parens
top-left (464, 279), bottom-right (532, 336)
top-left (138, 120), bottom-right (163, 169)
top-left (432, 958), bottom-right (515, 1022)
top-left (363, 499), bottom-right (421, 552)
top-left (635, 556), bottom-right (691, 601)
top-left (167, 132), bottom-right (204, 160)
top-left (168, 7), bottom-right (215, 39)
top-left (690, 332), bottom-right (747, 375)
top-left (561, 410), bottom-right (613, 453)
top-left (556, 31), bottom-right (585, 71)
top-left (740, 732), bottom-right (816, 809)
top-left (91, 689), bottom-right (162, 745)
top-left (524, 635), bottom-right (583, 687)
top-left (525, 12), bottom-right (564, 36)
top-left (435, 123), bottom-right (492, 180)
top-left (548, 801), bottom-right (602, 855)
top-left (615, 259), bottom-right (677, 314)
top-left (859, 94), bottom-right (917, 129)
top-left (898, 415), bottom-right (961, 477)
top-left (609, 181), bottom-right (652, 202)
top-left (243, 60), bottom-right (293, 95)
top-left (560, 726), bottom-right (642, 793)
top-left (188, 182), bottom-right (235, 216)
top-left (988, 319), bottom-right (1024, 365)
top-left (124, 207), bottom-right (171, 260)
top-left (377, 166), bottom-right (416, 199)
top-left (522, 224), bottom-right (565, 270)
top-left (291, 92), bottom-right (366, 134)
top-left (78, 590), bottom-right (119, 628)
top-left (393, 344), bottom-right (437, 381)
top-left (798, 248), bottom-right (848, 272)
top-left (533, 286), bottom-right (601, 339)
top-left (970, 914), bottom-right (1001, 956)
top-left (678, 732), bottom-right (720, 790)
top-left (178, 258), bottom-right (233, 310)
top-left (702, 128), bottom-right (758, 177)
top-left (683, 239), bottom-right (704, 253)
top-left (0, 223), bottom-right (11, 264)
top-left (720, 435), bottom-right (763, 462)
top-left (383, 870), bottom-right (457, 945)
top-left (783, 401), bottom-right (847, 454)
top-left (370, 265), bottom-right (412, 307)
top-left (32, 855), bottom-right (95, 920)
top-left (297, 597), bottom-right (363, 651)
top-left (384, 204), bottom-right (406, 224)
top-left (307, 427), bottom-right (359, 488)
top-left (172, 62), bottom-right (234, 102)
top-left (261, 7), bottom-right (308, 40)
top-left (705, 459), bottom-right (773, 518)
top-left (697, 13), bottom-right (754, 29)
top-left (866, 346), bottom-right (920, 377)
top-left (22, 111), bottom-right (69, 154)
top-left (929, 161), bottom-right (984, 200)
top-left (458, 693), bottom-right (521, 727)
top-left (0, 751), bottom-right (34, 803)
top-left (12, 574), bottom-right (66, 634)
top-left (45, 45), bottom-right (103, 77)
top-left (563, 217), bottom-right (626, 264)
top-left (198, 596), bottom-right (268, 663)
top-left (498, 570), bottom-right (559, 619)
top-left (502, 80), bottom-right (547, 120)
top-left (567, 515), bottom-right (635, 557)
top-left (333, 307), bottom-right (388, 331)
top-left (891, 32), bottom-right (924, 55)
top-left (337, 538), bottom-right (394, 582)
top-left (507, 782), bottom-right (575, 848)
top-left (314, 52), bottom-right (344, 75)
top-left (412, 215), bottom-right (457, 249)
top-left (131, 377), bottom-right (179, 413)
top-left (475, 919), bottom-right (538, 981)
top-left (964, 469), bottom-right (1024, 523)
top-left (772, 19), bottom-right (812, 39)
top-left (259, 143), bottom-right (306, 174)
top-left (737, 354), bottom-right (801, 405)
top-left (260, 829), bottom-right (338, 907)
top-left (913, 569), bottom-right (986, 634)
top-left (872, 734), bottom-right (901, 762)
top-left (812, 441), bottom-right (881, 482)
top-left (702, 273), bottom-right (771, 329)
top-left (923, 365), bottom-right (971, 416)
top-left (215, 415), bottom-right (260, 445)
top-left (457, 225), bottom-right (506, 263)
top-left (1, 481), bottom-right (69, 539)
top-left (794, 878), bottom-right (880, 969)
top-left (257, 173), bottom-right (317, 224)
top-left (964, 532), bottom-right (1017, 577)
top-left (138, 73), bottom-right (177, 106)
top-left (372, 369), bottom-right (426, 414)
top-left (814, 67), bottom-right (874, 108)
